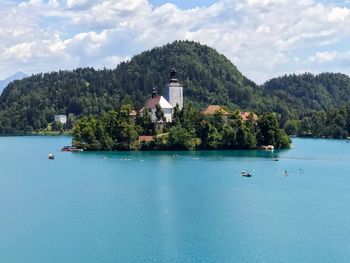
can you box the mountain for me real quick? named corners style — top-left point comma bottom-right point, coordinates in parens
top-left (0, 72), bottom-right (28, 94)
top-left (0, 41), bottom-right (266, 133)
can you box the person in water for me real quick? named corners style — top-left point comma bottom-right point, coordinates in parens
top-left (284, 170), bottom-right (288, 177)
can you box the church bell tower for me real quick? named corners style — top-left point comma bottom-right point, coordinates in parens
top-left (165, 60), bottom-right (183, 110)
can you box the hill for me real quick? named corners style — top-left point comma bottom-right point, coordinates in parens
top-left (0, 41), bottom-right (265, 133)
top-left (263, 73), bottom-right (350, 119)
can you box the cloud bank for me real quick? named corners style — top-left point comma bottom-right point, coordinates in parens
top-left (1, 0), bottom-right (350, 83)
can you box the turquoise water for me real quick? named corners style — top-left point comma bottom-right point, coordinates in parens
top-left (1, 136), bottom-right (350, 262)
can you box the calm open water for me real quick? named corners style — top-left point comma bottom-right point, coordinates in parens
top-left (1, 136), bottom-right (350, 262)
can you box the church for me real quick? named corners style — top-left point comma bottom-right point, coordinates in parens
top-left (165, 61), bottom-right (183, 110)
top-left (140, 61), bottom-right (183, 123)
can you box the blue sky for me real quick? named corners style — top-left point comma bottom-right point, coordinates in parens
top-left (0, 0), bottom-right (349, 83)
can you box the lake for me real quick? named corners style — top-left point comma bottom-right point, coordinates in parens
top-left (1, 136), bottom-right (350, 262)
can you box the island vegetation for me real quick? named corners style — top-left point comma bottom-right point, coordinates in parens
top-left (72, 104), bottom-right (290, 151)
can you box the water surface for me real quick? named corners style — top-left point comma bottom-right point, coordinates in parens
top-left (0, 137), bottom-right (350, 262)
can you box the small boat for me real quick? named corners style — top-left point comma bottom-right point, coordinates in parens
top-left (241, 171), bottom-right (252, 177)
top-left (48, 153), bottom-right (55, 160)
top-left (61, 146), bottom-right (84, 152)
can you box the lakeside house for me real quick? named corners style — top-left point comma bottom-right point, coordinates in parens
top-left (241, 112), bottom-right (258, 122)
top-left (201, 105), bottom-right (230, 121)
top-left (138, 135), bottom-right (154, 143)
top-left (54, 115), bottom-right (67, 124)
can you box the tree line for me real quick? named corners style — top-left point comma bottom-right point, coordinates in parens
top-left (284, 104), bottom-right (350, 139)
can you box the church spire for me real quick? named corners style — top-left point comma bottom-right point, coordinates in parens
top-left (169, 59), bottom-right (178, 83)
top-left (152, 87), bottom-right (157, 98)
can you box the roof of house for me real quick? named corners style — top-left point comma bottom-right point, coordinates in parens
top-left (241, 112), bottom-right (258, 121)
top-left (142, 95), bottom-right (173, 111)
top-left (138, 135), bottom-right (154, 142)
top-left (201, 105), bottom-right (230, 115)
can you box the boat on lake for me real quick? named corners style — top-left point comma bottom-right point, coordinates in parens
top-left (241, 171), bottom-right (252, 177)
top-left (61, 146), bottom-right (84, 152)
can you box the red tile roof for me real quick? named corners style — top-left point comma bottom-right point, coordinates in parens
top-left (241, 112), bottom-right (258, 121)
top-left (142, 95), bottom-right (173, 111)
top-left (138, 136), bottom-right (154, 142)
top-left (201, 105), bottom-right (230, 115)
top-left (144, 96), bottom-right (161, 109)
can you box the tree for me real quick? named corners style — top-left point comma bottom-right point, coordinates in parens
top-left (258, 113), bottom-right (290, 148)
top-left (155, 104), bottom-right (165, 123)
top-left (283, 120), bottom-right (300, 135)
top-left (168, 125), bottom-right (197, 150)
top-left (136, 111), bottom-right (155, 135)
top-left (172, 103), bottom-right (182, 124)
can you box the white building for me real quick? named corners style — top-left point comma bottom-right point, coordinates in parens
top-left (140, 91), bottom-right (173, 123)
top-left (165, 62), bottom-right (183, 110)
top-left (54, 115), bottom-right (67, 124)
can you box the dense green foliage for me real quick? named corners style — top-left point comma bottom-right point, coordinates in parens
top-left (72, 104), bottom-right (290, 151)
top-left (263, 73), bottom-right (350, 121)
top-left (284, 105), bottom-right (350, 139)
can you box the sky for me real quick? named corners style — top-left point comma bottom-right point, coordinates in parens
top-left (0, 0), bottom-right (350, 83)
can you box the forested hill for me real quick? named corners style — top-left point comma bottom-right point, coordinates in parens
top-left (0, 40), bottom-right (350, 133)
top-left (0, 41), bottom-right (264, 133)
top-left (263, 73), bottom-right (350, 117)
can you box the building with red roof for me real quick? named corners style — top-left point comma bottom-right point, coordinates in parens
top-left (140, 88), bottom-right (173, 123)
top-left (240, 112), bottom-right (258, 121)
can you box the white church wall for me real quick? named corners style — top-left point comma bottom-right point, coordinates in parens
top-left (147, 108), bottom-right (172, 123)
top-left (167, 85), bottom-right (183, 110)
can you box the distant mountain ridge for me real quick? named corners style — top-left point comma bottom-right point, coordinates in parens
top-left (0, 72), bottom-right (28, 94)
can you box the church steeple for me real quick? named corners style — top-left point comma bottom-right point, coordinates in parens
top-left (169, 59), bottom-right (178, 83)
top-left (151, 87), bottom-right (157, 98)
top-left (165, 58), bottom-right (183, 110)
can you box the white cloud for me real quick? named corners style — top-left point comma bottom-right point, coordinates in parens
top-left (309, 50), bottom-right (350, 64)
top-left (310, 51), bottom-right (339, 63)
top-left (328, 7), bottom-right (350, 22)
top-left (0, 0), bottom-right (350, 83)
